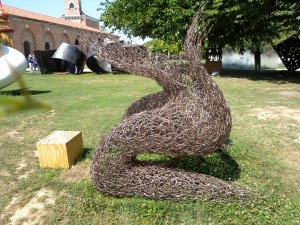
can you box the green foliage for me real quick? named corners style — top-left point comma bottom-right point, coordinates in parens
top-left (99, 0), bottom-right (200, 45)
top-left (99, 0), bottom-right (300, 49)
top-left (144, 39), bottom-right (182, 54)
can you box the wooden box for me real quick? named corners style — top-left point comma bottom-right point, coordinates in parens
top-left (37, 131), bottom-right (83, 169)
top-left (204, 61), bottom-right (222, 74)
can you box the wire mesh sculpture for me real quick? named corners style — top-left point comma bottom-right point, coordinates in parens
top-left (83, 6), bottom-right (246, 200)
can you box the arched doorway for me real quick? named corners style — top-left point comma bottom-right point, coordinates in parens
top-left (45, 42), bottom-right (50, 50)
top-left (21, 28), bottom-right (36, 56)
top-left (23, 41), bottom-right (31, 58)
top-left (75, 39), bottom-right (80, 45)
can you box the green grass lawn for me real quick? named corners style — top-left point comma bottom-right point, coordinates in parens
top-left (0, 71), bottom-right (299, 224)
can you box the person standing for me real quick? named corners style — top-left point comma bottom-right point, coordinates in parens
top-left (254, 48), bottom-right (262, 71)
top-left (32, 54), bottom-right (38, 71)
top-left (27, 53), bottom-right (33, 73)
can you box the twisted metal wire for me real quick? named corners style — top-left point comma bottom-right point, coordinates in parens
top-left (82, 7), bottom-right (247, 201)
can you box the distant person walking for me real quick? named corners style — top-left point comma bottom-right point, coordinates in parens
top-left (254, 48), bottom-right (262, 71)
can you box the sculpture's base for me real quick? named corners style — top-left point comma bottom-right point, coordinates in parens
top-left (37, 131), bottom-right (83, 169)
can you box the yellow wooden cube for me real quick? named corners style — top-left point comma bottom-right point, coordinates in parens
top-left (37, 131), bottom-right (83, 169)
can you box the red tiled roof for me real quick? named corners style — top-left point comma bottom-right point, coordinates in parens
top-left (3, 4), bottom-right (103, 33)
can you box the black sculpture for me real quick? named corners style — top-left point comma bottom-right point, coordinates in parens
top-left (52, 43), bottom-right (86, 74)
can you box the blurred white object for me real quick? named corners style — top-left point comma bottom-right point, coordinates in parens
top-left (0, 44), bottom-right (27, 89)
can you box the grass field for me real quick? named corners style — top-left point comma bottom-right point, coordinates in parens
top-left (0, 70), bottom-right (299, 224)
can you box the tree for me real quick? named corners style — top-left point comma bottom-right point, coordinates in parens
top-left (99, 0), bottom-right (300, 49)
top-left (144, 39), bottom-right (182, 54)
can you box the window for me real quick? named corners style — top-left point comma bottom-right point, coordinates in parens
top-left (69, 3), bottom-right (75, 9)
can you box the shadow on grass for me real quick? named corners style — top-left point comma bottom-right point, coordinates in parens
top-left (220, 69), bottom-right (300, 84)
top-left (172, 151), bottom-right (241, 181)
top-left (136, 148), bottom-right (241, 182)
top-left (0, 89), bottom-right (52, 96)
top-left (77, 148), bottom-right (94, 162)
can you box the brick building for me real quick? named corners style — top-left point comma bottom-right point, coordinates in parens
top-left (2, 0), bottom-right (110, 57)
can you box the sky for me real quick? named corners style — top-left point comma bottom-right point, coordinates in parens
top-left (3, 0), bottom-right (148, 44)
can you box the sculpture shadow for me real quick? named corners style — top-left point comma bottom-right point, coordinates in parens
top-left (77, 148), bottom-right (93, 162)
top-left (220, 69), bottom-right (300, 84)
top-left (172, 151), bottom-right (241, 181)
top-left (0, 89), bottom-right (52, 96)
top-left (136, 150), bottom-right (241, 182)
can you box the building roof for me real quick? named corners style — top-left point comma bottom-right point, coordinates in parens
top-left (3, 4), bottom-right (103, 33)
top-left (0, 8), bottom-right (14, 33)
